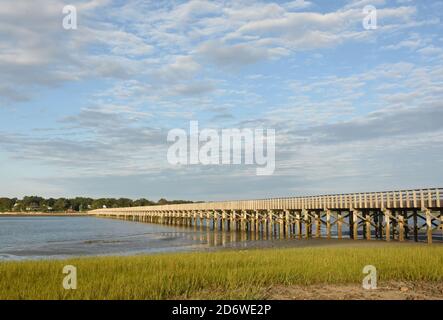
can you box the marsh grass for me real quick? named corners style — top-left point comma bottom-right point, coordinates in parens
top-left (0, 245), bottom-right (442, 299)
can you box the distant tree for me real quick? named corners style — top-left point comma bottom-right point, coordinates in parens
top-left (46, 198), bottom-right (56, 209)
top-left (53, 198), bottom-right (68, 212)
top-left (133, 198), bottom-right (155, 206)
top-left (116, 198), bottom-right (133, 208)
top-left (0, 198), bottom-right (16, 211)
top-left (1, 196), bottom-right (192, 212)
top-left (156, 198), bottom-right (193, 205)
top-left (21, 196), bottom-right (46, 211)
top-left (157, 198), bottom-right (168, 205)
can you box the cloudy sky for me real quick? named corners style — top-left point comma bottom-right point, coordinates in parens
top-left (0, 0), bottom-right (442, 201)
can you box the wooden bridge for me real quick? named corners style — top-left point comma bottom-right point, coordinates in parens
top-left (89, 188), bottom-right (443, 243)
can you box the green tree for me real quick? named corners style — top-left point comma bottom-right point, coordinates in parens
top-left (53, 198), bottom-right (68, 212)
top-left (0, 198), bottom-right (16, 211)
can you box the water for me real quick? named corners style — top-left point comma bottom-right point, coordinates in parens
top-left (0, 216), bottom-right (298, 261)
top-left (2, 216), bottom-right (437, 261)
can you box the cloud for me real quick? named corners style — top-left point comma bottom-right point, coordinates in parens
top-left (1, 0), bottom-right (442, 199)
top-left (198, 40), bottom-right (289, 67)
top-left (0, 0), bottom-right (422, 102)
top-left (295, 103), bottom-right (443, 144)
top-left (284, 0), bottom-right (312, 10)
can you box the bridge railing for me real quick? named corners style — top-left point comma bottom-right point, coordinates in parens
top-left (89, 188), bottom-right (443, 214)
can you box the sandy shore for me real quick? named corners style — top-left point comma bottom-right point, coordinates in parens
top-left (267, 281), bottom-right (443, 300)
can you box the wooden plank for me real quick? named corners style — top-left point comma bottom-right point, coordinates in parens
top-left (428, 189), bottom-right (433, 208)
top-left (399, 191), bottom-right (403, 208)
top-left (405, 191), bottom-right (409, 208)
top-left (386, 192), bottom-right (390, 208)
top-left (413, 190), bottom-right (417, 208)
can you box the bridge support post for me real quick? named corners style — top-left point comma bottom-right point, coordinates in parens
top-left (352, 209), bottom-right (359, 240)
top-left (440, 211), bottom-right (443, 240)
top-left (413, 210), bottom-right (418, 242)
top-left (424, 208), bottom-right (433, 244)
top-left (268, 211), bottom-right (273, 237)
top-left (285, 210), bottom-right (290, 237)
top-left (365, 212), bottom-right (371, 240)
top-left (229, 211), bottom-right (235, 231)
top-left (403, 210), bottom-right (409, 240)
top-left (279, 211), bottom-right (284, 238)
top-left (255, 211), bottom-right (260, 234)
top-left (374, 212), bottom-right (379, 238)
top-left (213, 211), bottom-right (218, 230)
top-left (296, 212), bottom-right (302, 239)
top-left (315, 212), bottom-right (321, 238)
top-left (337, 211), bottom-right (343, 239)
top-left (325, 209), bottom-right (331, 239)
top-left (383, 209), bottom-right (391, 242)
top-left (302, 209), bottom-right (309, 239)
top-left (398, 214), bottom-right (405, 242)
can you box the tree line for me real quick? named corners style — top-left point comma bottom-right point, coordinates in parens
top-left (0, 196), bottom-right (194, 213)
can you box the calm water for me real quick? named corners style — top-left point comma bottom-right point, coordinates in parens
top-left (2, 216), bottom-right (436, 261)
top-left (0, 216), bottom-right (292, 261)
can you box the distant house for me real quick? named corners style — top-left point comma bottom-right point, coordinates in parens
top-left (26, 204), bottom-right (39, 211)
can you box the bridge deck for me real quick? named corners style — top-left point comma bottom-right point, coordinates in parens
top-left (90, 188), bottom-right (443, 243)
top-left (91, 188), bottom-right (442, 212)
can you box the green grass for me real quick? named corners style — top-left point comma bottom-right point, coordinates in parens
top-left (1, 245), bottom-right (442, 299)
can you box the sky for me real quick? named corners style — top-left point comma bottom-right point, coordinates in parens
top-left (0, 0), bottom-right (442, 201)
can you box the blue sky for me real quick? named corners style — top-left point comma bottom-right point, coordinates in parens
top-left (0, 0), bottom-right (443, 200)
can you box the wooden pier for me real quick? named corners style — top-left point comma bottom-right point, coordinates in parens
top-left (89, 188), bottom-right (443, 243)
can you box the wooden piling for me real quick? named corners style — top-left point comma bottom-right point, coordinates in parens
top-left (384, 209), bottom-right (391, 242)
top-left (326, 209), bottom-right (331, 239)
top-left (296, 212), bottom-right (302, 239)
top-left (425, 208), bottom-right (433, 244)
top-left (315, 212), bottom-right (321, 238)
top-left (337, 212), bottom-right (343, 239)
top-left (398, 214), bottom-right (405, 242)
top-left (365, 212), bottom-right (371, 240)
top-left (352, 210), bottom-right (358, 240)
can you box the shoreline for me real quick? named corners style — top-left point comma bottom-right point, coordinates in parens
top-left (0, 212), bottom-right (89, 217)
top-left (2, 236), bottom-right (441, 263)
